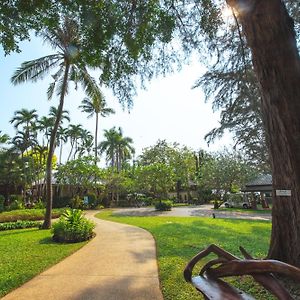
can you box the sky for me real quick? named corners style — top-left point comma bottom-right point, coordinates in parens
top-left (0, 36), bottom-right (232, 163)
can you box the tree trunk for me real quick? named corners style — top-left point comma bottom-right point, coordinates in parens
top-left (95, 113), bottom-right (98, 164)
top-left (42, 63), bottom-right (70, 229)
top-left (227, 0), bottom-right (300, 266)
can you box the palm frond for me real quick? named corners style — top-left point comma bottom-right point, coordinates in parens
top-left (47, 82), bottom-right (56, 100)
top-left (11, 54), bottom-right (61, 85)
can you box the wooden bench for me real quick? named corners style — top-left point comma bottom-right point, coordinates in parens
top-left (183, 244), bottom-right (300, 300)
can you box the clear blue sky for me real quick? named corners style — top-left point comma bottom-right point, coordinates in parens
top-left (0, 36), bottom-right (232, 162)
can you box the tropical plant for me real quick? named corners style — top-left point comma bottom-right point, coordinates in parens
top-left (154, 200), bottom-right (173, 211)
top-left (99, 127), bottom-right (135, 172)
top-left (11, 17), bottom-right (103, 228)
top-left (52, 209), bottom-right (95, 243)
top-left (67, 124), bottom-right (84, 161)
top-left (79, 94), bottom-right (115, 164)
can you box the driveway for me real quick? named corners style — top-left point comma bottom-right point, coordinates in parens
top-left (114, 205), bottom-right (271, 221)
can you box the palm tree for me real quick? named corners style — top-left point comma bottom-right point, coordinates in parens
top-left (67, 124), bottom-right (83, 161)
top-left (56, 126), bottom-right (68, 164)
top-left (49, 106), bottom-right (70, 125)
top-left (11, 131), bottom-right (37, 158)
top-left (37, 116), bottom-right (54, 147)
top-left (79, 94), bottom-right (115, 164)
top-left (99, 127), bottom-right (135, 172)
top-left (10, 108), bottom-right (38, 131)
top-left (11, 17), bottom-right (102, 228)
top-left (115, 127), bottom-right (135, 172)
top-left (77, 129), bottom-right (94, 157)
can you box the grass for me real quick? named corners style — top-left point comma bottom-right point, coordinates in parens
top-left (0, 208), bottom-right (66, 223)
top-left (0, 228), bottom-right (87, 297)
top-left (216, 207), bottom-right (272, 214)
top-left (96, 210), bottom-right (273, 300)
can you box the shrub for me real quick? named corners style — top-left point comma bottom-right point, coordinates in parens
top-left (0, 220), bottom-right (41, 231)
top-left (33, 199), bottom-right (45, 209)
top-left (0, 208), bottom-right (65, 223)
top-left (155, 200), bottom-right (173, 211)
top-left (8, 195), bottom-right (24, 210)
top-left (52, 209), bottom-right (95, 243)
top-left (70, 195), bottom-right (83, 209)
top-left (0, 195), bottom-right (4, 213)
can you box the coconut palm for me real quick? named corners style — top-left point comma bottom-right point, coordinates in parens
top-left (11, 17), bottom-right (102, 228)
top-left (99, 127), bottom-right (135, 172)
top-left (79, 94), bottom-right (115, 164)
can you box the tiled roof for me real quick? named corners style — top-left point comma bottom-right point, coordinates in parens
top-left (245, 174), bottom-right (272, 187)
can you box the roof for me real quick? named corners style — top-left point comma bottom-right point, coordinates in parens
top-left (245, 174), bottom-right (272, 187)
top-left (242, 174), bottom-right (272, 192)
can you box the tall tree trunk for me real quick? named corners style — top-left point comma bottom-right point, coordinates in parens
top-left (42, 63), bottom-right (70, 229)
top-left (227, 0), bottom-right (300, 266)
top-left (95, 113), bottom-right (98, 164)
top-left (59, 140), bottom-right (63, 165)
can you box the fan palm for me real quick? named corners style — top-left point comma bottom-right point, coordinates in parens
top-left (11, 17), bottom-right (102, 228)
top-left (79, 94), bottom-right (115, 164)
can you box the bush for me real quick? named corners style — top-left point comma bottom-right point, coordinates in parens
top-left (0, 208), bottom-right (65, 223)
top-left (0, 195), bottom-right (4, 213)
top-left (52, 209), bottom-right (95, 243)
top-left (70, 195), bottom-right (83, 209)
top-left (33, 199), bottom-right (45, 209)
top-left (155, 200), bottom-right (173, 211)
top-left (8, 195), bottom-right (24, 210)
top-left (0, 220), bottom-right (41, 231)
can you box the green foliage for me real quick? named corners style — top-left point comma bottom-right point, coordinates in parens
top-left (155, 200), bottom-right (173, 211)
top-left (52, 209), bottom-right (95, 243)
top-left (198, 149), bottom-right (259, 194)
top-left (33, 199), bottom-right (45, 209)
top-left (8, 195), bottom-right (24, 210)
top-left (0, 220), bottom-right (41, 231)
top-left (56, 156), bottom-right (104, 191)
top-left (138, 140), bottom-right (197, 191)
top-left (70, 195), bottom-right (83, 209)
top-left (0, 228), bottom-right (85, 297)
top-left (0, 208), bottom-right (65, 223)
top-left (135, 163), bottom-right (175, 198)
top-left (0, 195), bottom-right (4, 213)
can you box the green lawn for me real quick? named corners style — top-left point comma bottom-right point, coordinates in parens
top-left (97, 210), bottom-right (273, 300)
top-left (0, 228), bottom-right (86, 297)
top-left (216, 207), bottom-right (272, 214)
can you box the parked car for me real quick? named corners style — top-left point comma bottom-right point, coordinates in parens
top-left (223, 193), bottom-right (251, 209)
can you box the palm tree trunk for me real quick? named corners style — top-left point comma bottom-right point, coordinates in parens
top-left (43, 63), bottom-right (70, 229)
top-left (59, 140), bottom-right (63, 165)
top-left (95, 113), bottom-right (98, 164)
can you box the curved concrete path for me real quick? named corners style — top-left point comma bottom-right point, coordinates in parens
top-left (2, 211), bottom-right (163, 300)
top-left (114, 205), bottom-right (271, 221)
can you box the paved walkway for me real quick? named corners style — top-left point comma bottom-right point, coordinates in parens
top-left (114, 205), bottom-right (271, 221)
top-left (2, 211), bottom-right (163, 300)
